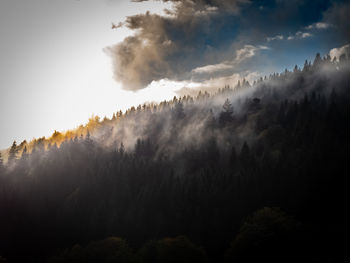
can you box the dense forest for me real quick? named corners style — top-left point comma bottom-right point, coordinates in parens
top-left (1, 53), bottom-right (350, 263)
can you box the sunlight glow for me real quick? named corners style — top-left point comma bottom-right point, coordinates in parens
top-left (0, 0), bottom-right (173, 149)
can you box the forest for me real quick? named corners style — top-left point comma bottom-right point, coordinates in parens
top-left (0, 53), bottom-right (350, 263)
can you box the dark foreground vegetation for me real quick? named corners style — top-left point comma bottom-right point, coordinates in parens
top-left (1, 54), bottom-right (350, 262)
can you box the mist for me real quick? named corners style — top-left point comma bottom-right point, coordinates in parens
top-left (1, 51), bottom-right (350, 262)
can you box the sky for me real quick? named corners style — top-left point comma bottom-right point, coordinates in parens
top-left (0, 0), bottom-right (349, 149)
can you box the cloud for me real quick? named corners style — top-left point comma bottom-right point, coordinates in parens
top-left (329, 43), bottom-right (350, 60)
top-left (192, 45), bottom-right (269, 76)
top-left (111, 21), bottom-right (124, 29)
top-left (322, 1), bottom-right (350, 42)
top-left (105, 0), bottom-right (342, 91)
top-left (305, 22), bottom-right (332, 30)
top-left (105, 0), bottom-right (250, 91)
top-left (297, 31), bottom-right (312, 38)
top-left (175, 70), bottom-right (261, 97)
top-left (287, 31), bottom-right (312, 40)
top-left (193, 63), bottom-right (233, 74)
top-left (235, 45), bottom-right (269, 63)
top-left (267, 35), bottom-right (284, 42)
top-left (267, 20), bottom-right (329, 42)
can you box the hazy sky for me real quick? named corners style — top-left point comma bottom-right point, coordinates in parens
top-left (0, 0), bottom-right (175, 148)
top-left (0, 0), bottom-right (349, 149)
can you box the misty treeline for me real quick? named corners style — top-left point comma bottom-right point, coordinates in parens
top-left (1, 53), bottom-right (350, 263)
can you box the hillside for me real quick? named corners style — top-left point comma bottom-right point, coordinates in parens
top-left (1, 53), bottom-right (350, 263)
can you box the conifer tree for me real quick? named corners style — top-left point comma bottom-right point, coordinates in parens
top-left (174, 102), bottom-right (185, 120)
top-left (0, 152), bottom-right (4, 173)
top-left (8, 141), bottom-right (18, 164)
top-left (219, 99), bottom-right (234, 125)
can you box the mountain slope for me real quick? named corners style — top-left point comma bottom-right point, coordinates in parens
top-left (1, 54), bottom-right (350, 263)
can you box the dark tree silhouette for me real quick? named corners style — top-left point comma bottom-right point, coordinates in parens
top-left (8, 141), bottom-right (18, 165)
top-left (219, 99), bottom-right (234, 125)
top-left (139, 236), bottom-right (208, 263)
top-left (226, 207), bottom-right (310, 263)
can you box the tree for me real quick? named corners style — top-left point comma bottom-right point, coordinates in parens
top-left (205, 109), bottom-right (216, 129)
top-left (21, 146), bottom-right (28, 160)
top-left (84, 130), bottom-right (93, 148)
top-left (0, 152), bottom-right (4, 174)
top-left (339, 53), bottom-right (347, 64)
top-left (139, 236), bottom-right (208, 263)
top-left (219, 99), bottom-right (234, 125)
top-left (229, 146), bottom-right (237, 170)
top-left (204, 137), bottom-right (220, 168)
top-left (173, 102), bottom-right (185, 120)
top-left (239, 141), bottom-right (251, 169)
top-left (235, 80), bottom-right (241, 90)
top-left (293, 65), bottom-right (299, 73)
top-left (48, 237), bottom-right (135, 263)
top-left (314, 53), bottom-right (322, 65)
top-left (302, 60), bottom-right (309, 72)
top-left (119, 142), bottom-right (125, 156)
top-left (8, 140), bottom-right (19, 164)
top-left (84, 237), bottom-right (135, 263)
top-left (226, 207), bottom-right (309, 263)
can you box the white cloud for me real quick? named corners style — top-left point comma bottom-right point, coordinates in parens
top-left (192, 45), bottom-right (269, 75)
top-left (287, 31), bottom-right (312, 40)
top-left (174, 70), bottom-right (262, 97)
top-left (244, 71), bottom-right (262, 84)
top-left (267, 35), bottom-right (284, 42)
top-left (305, 22), bottom-right (332, 30)
top-left (301, 32), bottom-right (312, 38)
top-left (194, 6), bottom-right (219, 16)
top-left (282, 21), bottom-right (331, 42)
top-left (235, 45), bottom-right (269, 64)
top-left (268, 30), bottom-right (313, 42)
top-left (193, 63), bottom-right (233, 74)
top-left (329, 44), bottom-right (350, 60)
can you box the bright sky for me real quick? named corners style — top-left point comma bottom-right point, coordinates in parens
top-left (0, 0), bottom-right (176, 149)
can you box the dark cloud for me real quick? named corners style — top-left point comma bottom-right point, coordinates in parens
top-left (105, 0), bottom-right (248, 90)
top-left (323, 1), bottom-right (350, 43)
top-left (106, 0), bottom-right (343, 91)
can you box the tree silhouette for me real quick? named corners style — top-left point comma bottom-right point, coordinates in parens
top-left (0, 152), bottom-right (4, 173)
top-left (219, 99), bottom-right (234, 125)
top-left (8, 141), bottom-right (18, 165)
top-left (173, 102), bottom-right (185, 120)
top-left (226, 207), bottom-right (309, 263)
top-left (139, 236), bottom-right (208, 263)
top-left (48, 237), bottom-right (135, 263)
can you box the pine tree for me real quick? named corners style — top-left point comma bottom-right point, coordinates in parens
top-left (239, 141), bottom-right (251, 168)
top-left (206, 109), bottom-right (216, 129)
top-left (293, 65), bottom-right (299, 73)
top-left (21, 146), bottom-right (28, 160)
top-left (302, 60), bottom-right (309, 72)
top-left (313, 53), bottom-right (322, 69)
top-left (219, 99), bottom-right (234, 125)
top-left (84, 130), bottom-right (94, 150)
top-left (119, 142), bottom-right (125, 156)
top-left (174, 102), bottom-right (185, 120)
top-left (0, 152), bottom-right (4, 173)
top-left (8, 141), bottom-right (19, 164)
top-left (229, 146), bottom-right (237, 170)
